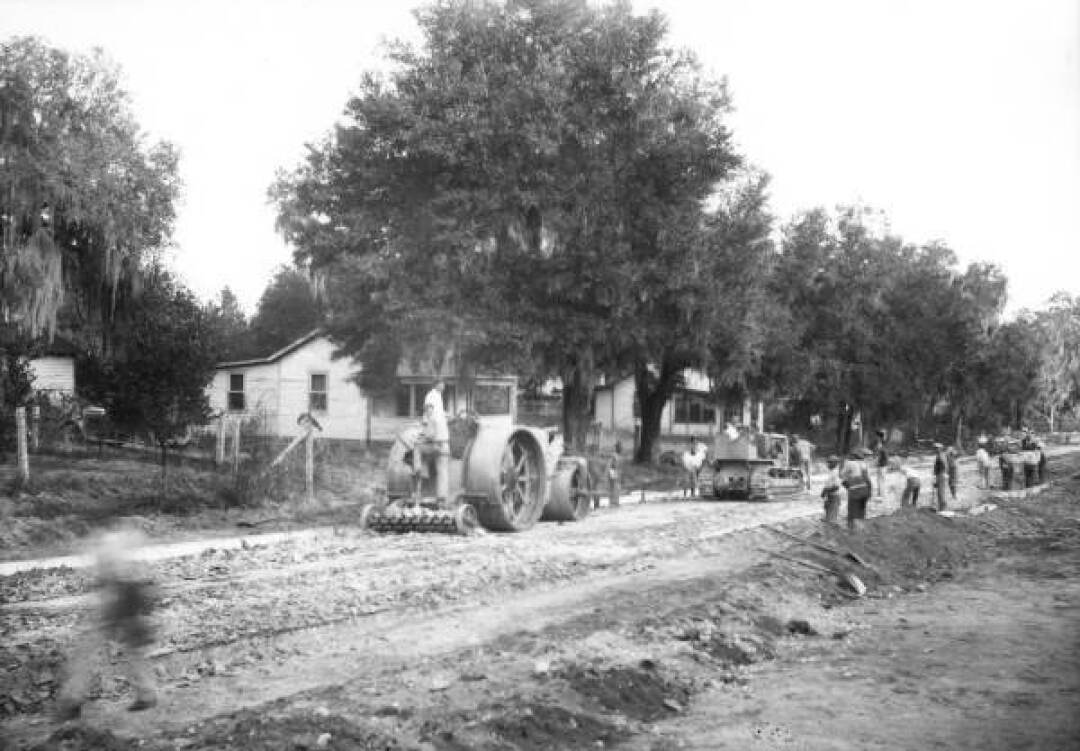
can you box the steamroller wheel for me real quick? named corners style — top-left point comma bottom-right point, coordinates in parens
top-left (478, 432), bottom-right (546, 532)
top-left (541, 459), bottom-right (592, 522)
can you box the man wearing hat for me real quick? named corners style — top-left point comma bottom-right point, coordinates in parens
top-left (946, 446), bottom-right (959, 501)
top-left (872, 430), bottom-right (889, 498)
top-left (821, 455), bottom-right (842, 524)
top-left (1020, 429), bottom-right (1037, 451)
top-left (842, 448), bottom-right (872, 530)
top-left (932, 443), bottom-right (949, 510)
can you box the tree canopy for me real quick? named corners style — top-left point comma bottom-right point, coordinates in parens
top-left (79, 266), bottom-right (216, 468)
top-left (273, 0), bottom-right (744, 448)
top-left (205, 286), bottom-right (251, 362)
top-left (764, 206), bottom-right (1031, 451)
top-left (270, 1), bottom-right (1066, 456)
top-left (0, 36), bottom-right (180, 349)
top-left (248, 266), bottom-right (324, 356)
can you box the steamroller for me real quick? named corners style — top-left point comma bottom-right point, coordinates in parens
top-left (362, 415), bottom-right (592, 534)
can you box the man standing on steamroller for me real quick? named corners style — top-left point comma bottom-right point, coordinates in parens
top-left (412, 379), bottom-right (451, 505)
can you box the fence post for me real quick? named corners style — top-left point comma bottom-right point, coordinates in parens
top-left (216, 416), bottom-right (226, 467)
top-left (305, 428), bottom-right (315, 504)
top-left (16, 407), bottom-right (30, 484)
top-left (30, 405), bottom-right (40, 452)
top-left (232, 418), bottom-right (241, 475)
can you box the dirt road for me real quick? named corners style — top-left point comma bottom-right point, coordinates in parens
top-left (2, 450), bottom-right (1078, 750)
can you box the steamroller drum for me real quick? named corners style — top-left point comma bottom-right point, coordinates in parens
top-left (361, 504), bottom-right (477, 535)
top-left (541, 457), bottom-right (592, 522)
top-left (468, 428), bottom-right (548, 532)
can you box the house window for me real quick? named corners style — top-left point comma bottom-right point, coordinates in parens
top-left (474, 384), bottom-right (511, 415)
top-left (227, 373), bottom-right (245, 411)
top-left (309, 373), bottom-right (328, 413)
top-left (674, 393), bottom-right (714, 425)
top-left (395, 383), bottom-right (413, 417)
top-left (674, 393), bottom-right (692, 423)
top-left (723, 401), bottom-right (742, 426)
top-left (395, 382), bottom-right (459, 418)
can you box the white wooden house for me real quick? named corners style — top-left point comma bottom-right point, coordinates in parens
top-left (593, 370), bottom-right (766, 446)
top-left (207, 331), bottom-right (517, 442)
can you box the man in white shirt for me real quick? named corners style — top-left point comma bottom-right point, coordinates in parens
top-left (975, 441), bottom-right (991, 488)
top-left (681, 436), bottom-right (708, 497)
top-left (423, 380), bottom-right (449, 443)
top-left (413, 380), bottom-right (450, 504)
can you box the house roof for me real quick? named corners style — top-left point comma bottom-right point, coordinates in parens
top-left (593, 370), bottom-right (714, 397)
top-left (215, 329), bottom-right (324, 370)
top-left (35, 336), bottom-right (82, 358)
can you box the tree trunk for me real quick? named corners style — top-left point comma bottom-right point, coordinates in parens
top-left (159, 441), bottom-right (169, 502)
top-left (561, 352), bottom-right (596, 453)
top-left (836, 402), bottom-right (853, 458)
top-left (561, 383), bottom-right (591, 453)
top-left (955, 408), bottom-right (964, 448)
top-left (633, 359), bottom-right (681, 465)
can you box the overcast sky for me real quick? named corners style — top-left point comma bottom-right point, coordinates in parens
top-left (3, 0), bottom-right (1078, 315)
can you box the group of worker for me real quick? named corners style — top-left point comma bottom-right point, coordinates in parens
top-left (818, 428), bottom-right (1051, 531)
top-left (821, 430), bottom-right (960, 531)
top-left (820, 444), bottom-right (876, 531)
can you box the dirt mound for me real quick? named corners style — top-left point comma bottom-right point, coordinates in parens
top-left (558, 663), bottom-right (692, 722)
top-left (427, 702), bottom-right (629, 751)
top-left (824, 509), bottom-right (983, 587)
top-left (0, 640), bottom-right (64, 720)
top-left (177, 708), bottom-right (407, 750)
top-left (26, 724), bottom-right (137, 751)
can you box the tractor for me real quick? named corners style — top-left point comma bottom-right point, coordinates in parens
top-left (710, 428), bottom-right (806, 501)
top-left (362, 414), bottom-right (592, 534)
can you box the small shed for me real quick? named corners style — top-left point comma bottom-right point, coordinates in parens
top-left (26, 337), bottom-right (79, 403)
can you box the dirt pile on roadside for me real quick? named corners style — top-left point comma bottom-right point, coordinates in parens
top-left (17, 707), bottom-right (408, 751)
top-left (760, 480), bottom-right (1080, 607)
top-left (425, 701), bottom-right (630, 751)
top-left (20, 724), bottom-right (136, 751)
top-left (397, 481), bottom-right (1080, 751)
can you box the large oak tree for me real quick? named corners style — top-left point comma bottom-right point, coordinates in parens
top-left (272, 0), bottom-right (742, 450)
